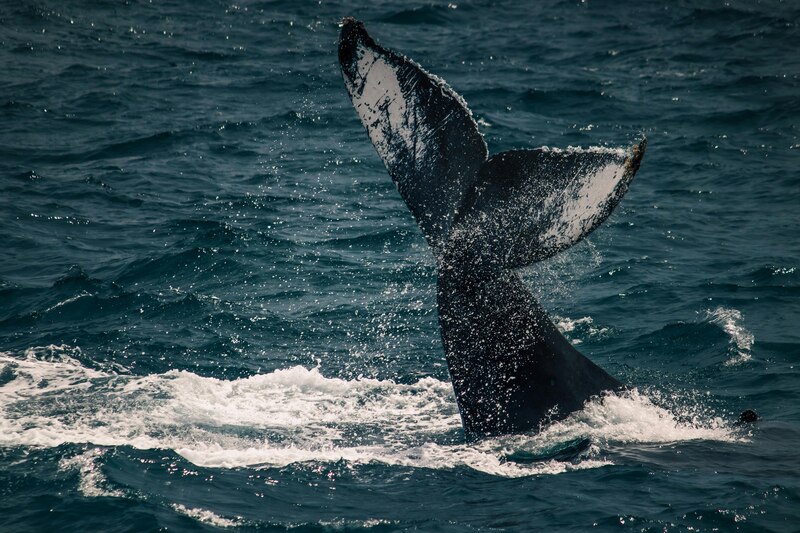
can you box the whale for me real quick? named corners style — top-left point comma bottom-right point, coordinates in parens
top-left (338, 18), bottom-right (645, 440)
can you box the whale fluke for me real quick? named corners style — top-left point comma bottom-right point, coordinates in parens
top-left (339, 18), bottom-right (487, 254)
top-left (339, 18), bottom-right (646, 439)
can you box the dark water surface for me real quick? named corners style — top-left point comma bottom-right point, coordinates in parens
top-left (1, 1), bottom-right (799, 531)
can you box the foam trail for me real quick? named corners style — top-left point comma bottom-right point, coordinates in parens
top-left (1, 346), bottom-right (742, 478)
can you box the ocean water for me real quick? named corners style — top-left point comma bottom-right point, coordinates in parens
top-left (1, 0), bottom-right (799, 531)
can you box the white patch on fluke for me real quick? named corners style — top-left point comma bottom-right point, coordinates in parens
top-left (540, 159), bottom-right (626, 248)
top-left (0, 346), bottom-right (743, 479)
top-left (345, 46), bottom-right (427, 169)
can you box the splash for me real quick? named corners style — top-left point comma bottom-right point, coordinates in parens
top-left (707, 307), bottom-right (754, 365)
top-left (554, 315), bottom-right (610, 345)
top-left (58, 448), bottom-right (125, 498)
top-left (1, 345), bottom-right (742, 478)
top-left (530, 389), bottom-right (731, 446)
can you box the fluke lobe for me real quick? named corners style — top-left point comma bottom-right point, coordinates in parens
top-left (338, 18), bottom-right (645, 440)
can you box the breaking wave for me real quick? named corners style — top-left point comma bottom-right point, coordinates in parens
top-left (706, 307), bottom-right (754, 366)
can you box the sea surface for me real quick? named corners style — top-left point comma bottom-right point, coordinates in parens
top-left (1, 0), bottom-right (799, 531)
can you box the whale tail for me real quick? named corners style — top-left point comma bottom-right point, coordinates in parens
top-left (339, 18), bottom-right (645, 439)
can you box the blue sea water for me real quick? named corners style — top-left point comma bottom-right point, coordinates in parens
top-left (1, 0), bottom-right (799, 531)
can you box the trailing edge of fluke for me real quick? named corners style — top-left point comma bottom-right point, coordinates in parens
top-left (338, 17), bottom-right (646, 440)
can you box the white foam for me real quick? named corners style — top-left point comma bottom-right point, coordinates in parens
top-left (58, 448), bottom-right (125, 498)
top-left (43, 291), bottom-right (92, 313)
top-left (707, 307), bottom-right (753, 365)
top-left (554, 315), bottom-right (609, 345)
top-left (318, 519), bottom-right (399, 529)
top-left (0, 346), bottom-right (742, 478)
top-left (171, 504), bottom-right (242, 528)
top-left (530, 389), bottom-right (732, 446)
